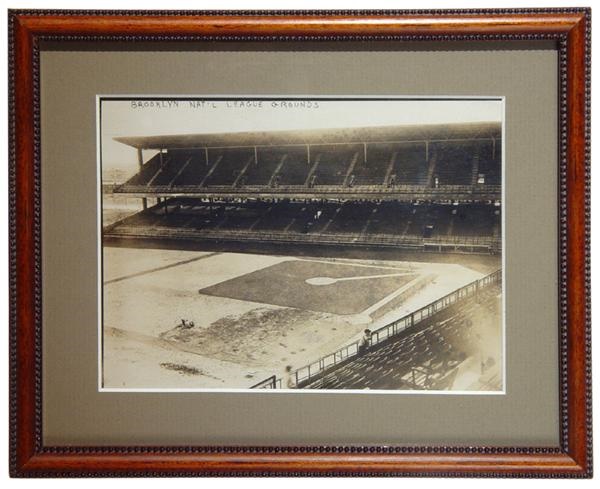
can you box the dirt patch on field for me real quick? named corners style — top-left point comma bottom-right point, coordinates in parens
top-left (160, 362), bottom-right (202, 376)
top-left (160, 306), bottom-right (326, 365)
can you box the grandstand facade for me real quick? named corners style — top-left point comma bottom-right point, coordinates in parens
top-left (105, 122), bottom-right (502, 254)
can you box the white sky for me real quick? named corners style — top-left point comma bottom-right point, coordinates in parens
top-left (100, 97), bottom-right (503, 177)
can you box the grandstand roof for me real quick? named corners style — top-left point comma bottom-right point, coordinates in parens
top-left (114, 121), bottom-right (501, 150)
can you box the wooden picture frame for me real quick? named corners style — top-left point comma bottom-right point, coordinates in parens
top-left (9, 8), bottom-right (591, 477)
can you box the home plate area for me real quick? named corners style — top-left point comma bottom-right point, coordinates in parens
top-left (199, 259), bottom-right (419, 316)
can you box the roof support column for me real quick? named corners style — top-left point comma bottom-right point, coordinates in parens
top-left (137, 148), bottom-right (144, 170)
top-left (137, 148), bottom-right (147, 210)
top-left (254, 146), bottom-right (258, 165)
top-left (363, 142), bottom-right (368, 165)
top-left (306, 144), bottom-right (311, 166)
top-left (425, 141), bottom-right (429, 162)
top-left (491, 137), bottom-right (496, 159)
top-left (159, 148), bottom-right (164, 167)
top-left (204, 147), bottom-right (209, 166)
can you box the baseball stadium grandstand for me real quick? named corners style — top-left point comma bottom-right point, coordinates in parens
top-left (103, 120), bottom-right (503, 391)
top-left (105, 121), bottom-right (502, 254)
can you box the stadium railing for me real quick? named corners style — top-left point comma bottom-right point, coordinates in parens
top-left (251, 269), bottom-right (502, 389)
top-left (249, 375), bottom-right (281, 389)
top-left (106, 225), bottom-right (501, 250)
top-left (113, 183), bottom-right (501, 197)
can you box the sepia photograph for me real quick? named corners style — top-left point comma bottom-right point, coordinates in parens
top-left (99, 96), bottom-right (504, 392)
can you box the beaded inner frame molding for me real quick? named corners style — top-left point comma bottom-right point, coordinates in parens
top-left (8, 9), bottom-right (591, 477)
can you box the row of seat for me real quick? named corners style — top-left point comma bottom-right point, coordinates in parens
top-left (303, 285), bottom-right (501, 390)
top-left (117, 200), bottom-right (501, 239)
top-left (121, 140), bottom-right (501, 189)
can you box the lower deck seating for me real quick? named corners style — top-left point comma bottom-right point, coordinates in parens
top-left (110, 199), bottom-right (501, 246)
top-left (476, 140), bottom-right (502, 185)
top-left (452, 204), bottom-right (498, 237)
top-left (326, 202), bottom-right (376, 233)
top-left (367, 202), bottom-right (413, 235)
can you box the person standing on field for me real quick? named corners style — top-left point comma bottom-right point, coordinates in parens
top-left (284, 365), bottom-right (296, 389)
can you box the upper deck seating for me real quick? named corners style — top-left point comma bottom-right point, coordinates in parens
top-left (311, 147), bottom-right (357, 186)
top-left (150, 150), bottom-right (191, 186)
top-left (393, 142), bottom-right (429, 185)
top-left (432, 141), bottom-right (477, 186)
top-left (204, 149), bottom-right (254, 186)
top-left (122, 154), bottom-right (163, 186)
top-left (170, 152), bottom-right (210, 186)
top-left (120, 133), bottom-right (502, 194)
top-left (275, 149), bottom-right (312, 186)
top-left (434, 143), bottom-right (475, 185)
top-left (244, 149), bottom-right (287, 186)
top-left (351, 144), bottom-right (394, 186)
top-left (476, 140), bottom-right (502, 185)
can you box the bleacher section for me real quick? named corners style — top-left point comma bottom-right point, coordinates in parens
top-left (300, 282), bottom-right (501, 390)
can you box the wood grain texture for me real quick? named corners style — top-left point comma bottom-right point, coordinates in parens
top-left (8, 8), bottom-right (592, 478)
top-left (564, 10), bottom-right (591, 475)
